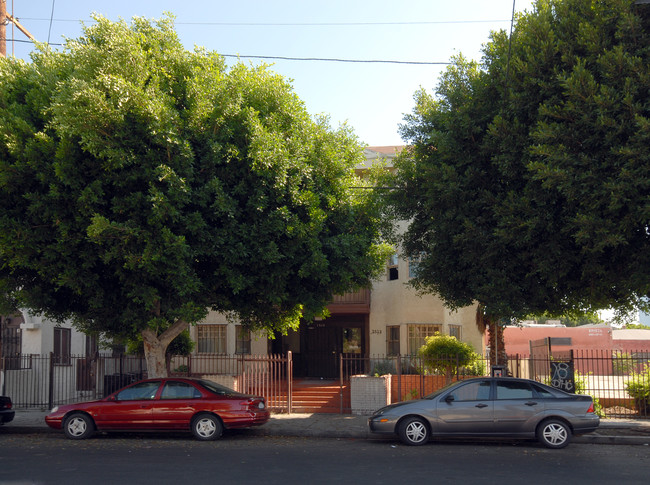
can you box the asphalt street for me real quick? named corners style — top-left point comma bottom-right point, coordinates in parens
top-left (1, 433), bottom-right (649, 485)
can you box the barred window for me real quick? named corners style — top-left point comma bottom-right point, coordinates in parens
top-left (407, 324), bottom-right (442, 354)
top-left (449, 325), bottom-right (462, 340)
top-left (386, 326), bottom-right (400, 356)
top-left (235, 326), bottom-right (251, 355)
top-left (197, 325), bottom-right (227, 354)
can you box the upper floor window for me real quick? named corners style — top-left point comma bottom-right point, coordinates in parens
top-left (408, 253), bottom-right (425, 278)
top-left (388, 254), bottom-right (399, 281)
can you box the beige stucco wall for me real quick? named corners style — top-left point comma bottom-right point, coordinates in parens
top-left (367, 256), bottom-right (482, 356)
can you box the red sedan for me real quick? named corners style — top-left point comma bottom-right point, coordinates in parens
top-left (45, 378), bottom-right (270, 440)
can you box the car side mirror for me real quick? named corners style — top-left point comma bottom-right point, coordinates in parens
top-left (444, 394), bottom-right (455, 403)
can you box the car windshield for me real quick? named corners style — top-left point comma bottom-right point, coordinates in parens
top-left (197, 379), bottom-right (239, 396)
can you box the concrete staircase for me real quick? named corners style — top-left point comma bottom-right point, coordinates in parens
top-left (277, 379), bottom-right (351, 414)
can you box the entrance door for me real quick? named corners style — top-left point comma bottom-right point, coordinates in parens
top-left (299, 317), bottom-right (366, 378)
top-left (302, 324), bottom-right (340, 378)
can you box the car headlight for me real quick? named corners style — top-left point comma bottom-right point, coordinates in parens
top-left (50, 406), bottom-right (59, 413)
top-left (258, 401), bottom-right (265, 410)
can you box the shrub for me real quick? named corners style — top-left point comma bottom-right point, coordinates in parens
top-left (418, 333), bottom-right (480, 383)
top-left (611, 351), bottom-right (635, 376)
top-left (574, 372), bottom-right (605, 418)
top-left (372, 360), bottom-right (395, 377)
top-left (625, 363), bottom-right (650, 416)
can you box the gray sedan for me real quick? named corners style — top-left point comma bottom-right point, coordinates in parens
top-left (368, 377), bottom-right (599, 448)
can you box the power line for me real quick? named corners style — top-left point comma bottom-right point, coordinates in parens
top-left (221, 54), bottom-right (450, 65)
top-left (47, 0), bottom-right (56, 44)
top-left (2, 39), bottom-right (451, 65)
top-left (17, 17), bottom-right (512, 27)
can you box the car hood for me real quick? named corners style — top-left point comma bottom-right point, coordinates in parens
top-left (373, 399), bottom-right (426, 415)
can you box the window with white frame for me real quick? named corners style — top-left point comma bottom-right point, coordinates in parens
top-left (197, 324), bottom-right (227, 354)
top-left (407, 324), bottom-right (442, 354)
top-left (235, 326), bottom-right (251, 354)
top-left (449, 325), bottom-right (462, 340)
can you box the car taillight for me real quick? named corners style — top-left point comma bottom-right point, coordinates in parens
top-left (587, 402), bottom-right (595, 414)
top-left (242, 399), bottom-right (266, 411)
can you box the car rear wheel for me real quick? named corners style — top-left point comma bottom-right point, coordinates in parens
top-left (398, 417), bottom-right (429, 446)
top-left (63, 413), bottom-right (95, 440)
top-left (191, 413), bottom-right (223, 441)
top-left (537, 419), bottom-right (571, 449)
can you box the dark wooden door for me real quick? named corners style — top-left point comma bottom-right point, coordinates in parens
top-left (301, 324), bottom-right (341, 378)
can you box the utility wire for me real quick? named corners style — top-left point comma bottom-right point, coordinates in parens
top-left (2, 38), bottom-right (451, 65)
top-left (47, 0), bottom-right (56, 44)
top-left (221, 54), bottom-right (450, 65)
top-left (19, 18), bottom-right (512, 26)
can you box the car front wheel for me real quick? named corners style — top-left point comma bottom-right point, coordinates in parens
top-left (63, 413), bottom-right (95, 440)
top-left (537, 419), bottom-right (571, 449)
top-left (398, 417), bottom-right (429, 446)
top-left (191, 413), bottom-right (223, 441)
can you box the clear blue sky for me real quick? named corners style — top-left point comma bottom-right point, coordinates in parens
top-left (6, 0), bottom-right (535, 146)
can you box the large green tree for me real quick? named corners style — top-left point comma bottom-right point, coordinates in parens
top-left (386, 0), bottom-right (650, 365)
top-left (0, 16), bottom-right (388, 376)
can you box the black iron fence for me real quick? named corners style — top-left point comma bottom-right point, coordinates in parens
top-left (0, 352), bottom-right (292, 412)
top-left (3, 349), bottom-right (648, 418)
top-left (0, 353), bottom-right (146, 409)
top-left (340, 349), bottom-right (650, 419)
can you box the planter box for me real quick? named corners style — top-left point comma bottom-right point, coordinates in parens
top-left (350, 375), bottom-right (391, 415)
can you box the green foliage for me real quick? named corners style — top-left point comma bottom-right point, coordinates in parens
top-left (574, 372), bottom-right (606, 418)
top-left (384, 0), bottom-right (650, 323)
top-left (0, 15), bottom-right (388, 367)
top-left (371, 359), bottom-right (396, 377)
top-left (460, 359), bottom-right (486, 377)
top-left (625, 363), bottom-right (650, 415)
top-left (404, 388), bottom-right (419, 401)
top-left (417, 333), bottom-right (480, 382)
top-left (612, 351), bottom-right (636, 376)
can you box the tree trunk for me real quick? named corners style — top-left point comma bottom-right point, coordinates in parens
top-left (486, 320), bottom-right (507, 367)
top-left (476, 305), bottom-right (507, 367)
top-left (141, 319), bottom-right (189, 378)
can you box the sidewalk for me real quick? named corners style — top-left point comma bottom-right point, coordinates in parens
top-left (4, 409), bottom-right (650, 445)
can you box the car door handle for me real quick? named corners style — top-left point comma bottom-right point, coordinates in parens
top-left (475, 403), bottom-right (488, 408)
top-left (525, 401), bottom-right (538, 407)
